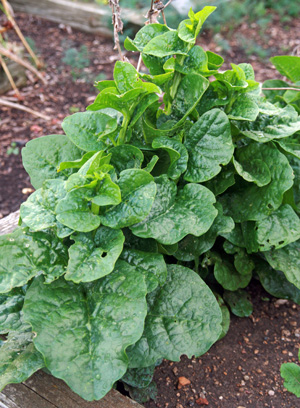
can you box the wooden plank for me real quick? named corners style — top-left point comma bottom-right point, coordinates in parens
top-left (0, 213), bottom-right (143, 407)
top-left (0, 210), bottom-right (19, 235)
top-left (9, 0), bottom-right (144, 36)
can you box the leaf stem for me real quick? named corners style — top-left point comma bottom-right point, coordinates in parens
top-left (262, 87), bottom-right (300, 92)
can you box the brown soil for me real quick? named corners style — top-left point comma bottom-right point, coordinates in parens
top-left (0, 10), bottom-right (300, 408)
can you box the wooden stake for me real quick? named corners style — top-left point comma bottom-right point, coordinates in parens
top-left (0, 96), bottom-right (51, 120)
top-left (0, 54), bottom-right (21, 98)
top-left (1, 0), bottom-right (43, 68)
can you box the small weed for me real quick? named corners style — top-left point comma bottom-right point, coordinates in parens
top-left (6, 142), bottom-right (19, 156)
top-left (62, 45), bottom-right (90, 81)
top-left (69, 106), bottom-right (80, 114)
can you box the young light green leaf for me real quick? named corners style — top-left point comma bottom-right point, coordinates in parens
top-left (120, 248), bottom-right (167, 293)
top-left (23, 263), bottom-right (147, 401)
top-left (101, 169), bottom-right (156, 229)
top-left (127, 265), bottom-right (222, 368)
top-left (173, 46), bottom-right (217, 77)
top-left (22, 135), bottom-right (82, 189)
top-left (184, 109), bottom-right (234, 182)
top-left (220, 143), bottom-right (294, 222)
top-left (65, 227), bottom-right (124, 283)
top-left (131, 176), bottom-right (217, 245)
top-left (57, 151), bottom-right (96, 172)
top-left (178, 7), bottom-right (216, 44)
top-left (124, 24), bottom-right (170, 53)
top-left (0, 324), bottom-right (44, 391)
top-left (223, 289), bottom-right (253, 317)
top-left (265, 240), bottom-right (300, 290)
top-left (270, 56), bottom-right (300, 83)
top-left (228, 94), bottom-right (259, 121)
top-left (0, 228), bottom-right (68, 293)
top-left (206, 51), bottom-right (224, 70)
top-left (62, 111), bottom-right (117, 151)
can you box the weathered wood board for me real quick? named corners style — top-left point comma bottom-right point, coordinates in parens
top-left (0, 212), bottom-right (143, 408)
top-left (10, 0), bottom-right (144, 36)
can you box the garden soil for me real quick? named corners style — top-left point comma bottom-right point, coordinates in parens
top-left (0, 11), bottom-right (300, 408)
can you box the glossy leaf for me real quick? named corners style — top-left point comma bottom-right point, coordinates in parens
top-left (265, 240), bottom-right (300, 289)
top-left (143, 31), bottom-right (189, 58)
top-left (55, 188), bottom-right (101, 232)
top-left (127, 265), bottom-right (222, 368)
top-left (0, 324), bottom-right (44, 391)
top-left (237, 105), bottom-right (300, 143)
top-left (270, 56), bottom-right (300, 83)
top-left (22, 135), bottom-right (82, 189)
top-left (62, 111), bottom-right (117, 151)
top-left (175, 202), bottom-right (234, 261)
top-left (0, 288), bottom-right (25, 334)
top-left (131, 175), bottom-right (217, 245)
top-left (120, 248), bottom-right (167, 293)
top-left (223, 289), bottom-right (253, 317)
top-left (124, 24), bottom-right (170, 52)
top-left (152, 137), bottom-right (188, 180)
top-left (101, 169), bottom-right (156, 229)
top-left (256, 259), bottom-right (300, 304)
top-left (0, 228), bottom-right (68, 293)
top-left (214, 258), bottom-right (252, 291)
top-left (23, 263), bottom-right (147, 401)
top-left (281, 362), bottom-right (300, 398)
top-left (204, 165), bottom-right (235, 196)
top-left (65, 227), bottom-right (124, 283)
top-left (184, 109), bottom-right (233, 182)
top-left (178, 7), bottom-right (216, 44)
top-left (92, 174), bottom-right (121, 207)
top-left (122, 365), bottom-right (155, 389)
top-left (109, 145), bottom-right (144, 173)
top-left (228, 94), bottom-right (259, 121)
top-left (220, 143), bottom-right (294, 222)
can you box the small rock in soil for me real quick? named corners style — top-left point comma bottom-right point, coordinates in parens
top-left (177, 376), bottom-right (191, 389)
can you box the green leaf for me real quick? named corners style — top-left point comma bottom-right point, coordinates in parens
top-left (152, 137), bottom-right (188, 180)
top-left (265, 240), bottom-right (300, 289)
top-left (220, 143), bottom-right (294, 222)
top-left (262, 79), bottom-right (291, 103)
top-left (270, 56), bottom-right (300, 83)
top-left (175, 202), bottom-right (234, 261)
top-left (55, 188), bottom-right (101, 232)
top-left (23, 264), bottom-right (147, 401)
top-left (101, 169), bottom-right (156, 229)
top-left (127, 265), bottom-right (222, 368)
top-left (20, 179), bottom-right (67, 232)
top-left (256, 259), bottom-right (300, 304)
top-left (0, 288), bottom-right (25, 334)
top-left (122, 365), bottom-right (155, 389)
top-left (289, 157), bottom-right (300, 213)
top-left (233, 145), bottom-right (272, 187)
top-left (214, 258), bottom-right (252, 291)
top-left (281, 363), bottom-right (300, 397)
top-left (206, 51), bottom-right (224, 70)
top-left (197, 80), bottom-right (229, 116)
top-left (254, 205), bottom-right (300, 251)
top-left (57, 151), bottom-right (96, 172)
top-left (204, 165), bottom-right (235, 196)
top-left (276, 140), bottom-right (300, 160)
top-left (178, 7), bottom-right (216, 44)
top-left (92, 174), bottom-right (121, 207)
top-left (62, 112), bottom-right (117, 151)
top-left (216, 294), bottom-right (230, 340)
top-left (123, 381), bottom-right (157, 404)
top-left (22, 135), bottom-right (82, 189)
top-left (65, 227), bottom-right (124, 283)
top-left (143, 31), bottom-right (189, 58)
top-left (114, 61), bottom-right (140, 93)
top-left (109, 145), bottom-right (144, 173)
top-left (215, 64), bottom-right (248, 91)
top-left (0, 228), bottom-right (68, 293)
top-left (131, 176), bottom-right (217, 245)
top-left (0, 324), bottom-right (44, 391)
top-left (184, 109), bottom-right (233, 182)
top-left (124, 24), bottom-right (170, 53)
top-left (170, 73), bottom-right (209, 121)
top-left (173, 46), bottom-right (217, 77)
top-left (237, 106), bottom-right (300, 143)
top-left (223, 289), bottom-right (253, 317)
top-left (228, 94), bottom-right (259, 121)
top-left (130, 93), bottom-right (160, 128)
top-left (120, 248), bottom-right (167, 293)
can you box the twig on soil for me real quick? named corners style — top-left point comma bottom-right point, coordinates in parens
top-left (108, 0), bottom-right (124, 61)
top-left (0, 44), bottom-right (47, 84)
top-left (262, 87), bottom-right (300, 92)
top-left (0, 54), bottom-right (21, 99)
top-left (0, 97), bottom-right (51, 120)
top-left (1, 0), bottom-right (43, 68)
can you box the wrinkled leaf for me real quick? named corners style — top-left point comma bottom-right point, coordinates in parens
top-left (223, 289), bottom-right (253, 317)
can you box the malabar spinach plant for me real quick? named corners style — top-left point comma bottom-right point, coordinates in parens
top-left (1, 6), bottom-right (300, 402)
